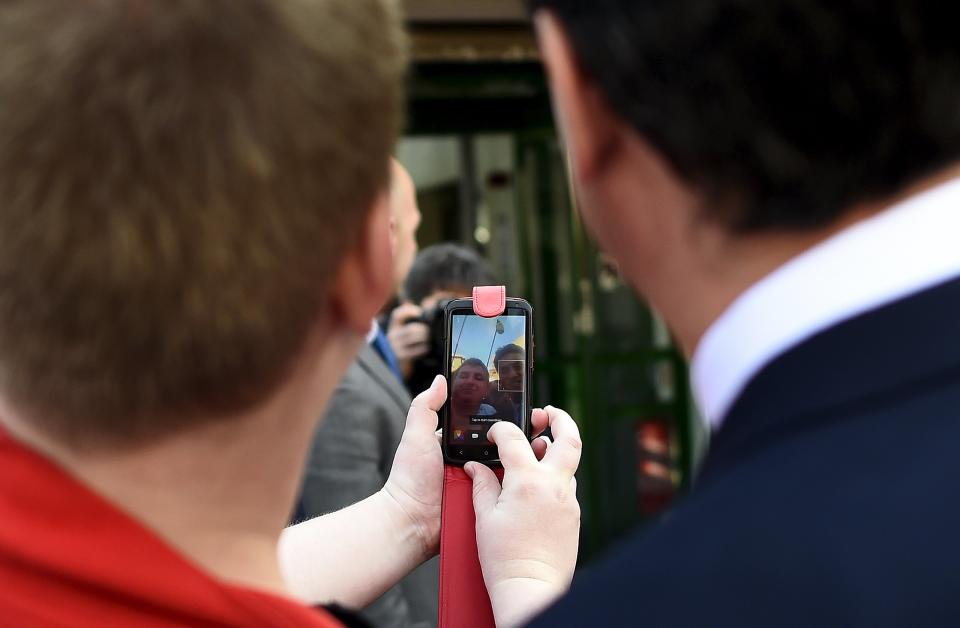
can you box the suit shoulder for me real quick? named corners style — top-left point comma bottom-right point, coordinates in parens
top-left (536, 416), bottom-right (960, 628)
top-left (318, 360), bottom-right (400, 431)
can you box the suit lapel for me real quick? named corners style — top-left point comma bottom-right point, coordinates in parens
top-left (356, 343), bottom-right (412, 413)
top-left (702, 275), bottom-right (960, 479)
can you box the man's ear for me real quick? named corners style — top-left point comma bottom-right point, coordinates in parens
top-left (534, 10), bottom-right (622, 185)
top-left (330, 190), bottom-right (394, 334)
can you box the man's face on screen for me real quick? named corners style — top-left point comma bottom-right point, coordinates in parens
top-left (452, 364), bottom-right (489, 409)
top-left (498, 351), bottom-right (524, 393)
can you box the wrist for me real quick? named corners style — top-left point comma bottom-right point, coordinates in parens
top-left (377, 484), bottom-right (438, 563)
top-left (487, 577), bottom-right (567, 628)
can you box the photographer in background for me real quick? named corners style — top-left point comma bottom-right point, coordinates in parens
top-left (390, 243), bottom-right (495, 396)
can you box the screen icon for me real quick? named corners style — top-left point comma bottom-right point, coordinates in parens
top-left (453, 429), bottom-right (465, 441)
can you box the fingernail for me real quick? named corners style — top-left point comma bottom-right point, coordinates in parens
top-left (463, 462), bottom-right (476, 477)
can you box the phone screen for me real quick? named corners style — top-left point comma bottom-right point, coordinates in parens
top-left (444, 303), bottom-right (530, 464)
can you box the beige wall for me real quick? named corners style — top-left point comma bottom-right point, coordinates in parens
top-left (404, 0), bottom-right (526, 22)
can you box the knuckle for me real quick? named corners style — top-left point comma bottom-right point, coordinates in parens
top-left (516, 478), bottom-right (541, 499)
top-left (553, 483), bottom-right (572, 504)
top-left (556, 484), bottom-right (582, 519)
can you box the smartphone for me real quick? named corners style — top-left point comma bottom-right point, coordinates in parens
top-left (441, 297), bottom-right (533, 466)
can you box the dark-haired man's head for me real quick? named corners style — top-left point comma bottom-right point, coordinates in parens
top-left (529, 0), bottom-right (960, 353)
top-left (530, 0), bottom-right (960, 232)
top-left (403, 243), bottom-right (495, 310)
top-left (494, 344), bottom-right (524, 394)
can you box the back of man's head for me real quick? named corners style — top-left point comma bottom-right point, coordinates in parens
top-left (389, 160), bottom-right (421, 292)
top-left (403, 243), bottom-right (494, 306)
top-left (0, 0), bottom-right (406, 449)
top-left (528, 0), bottom-right (960, 231)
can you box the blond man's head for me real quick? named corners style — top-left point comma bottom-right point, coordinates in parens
top-left (0, 0), bottom-right (407, 448)
top-left (389, 160), bottom-right (421, 292)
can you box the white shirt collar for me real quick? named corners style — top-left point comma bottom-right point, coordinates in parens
top-left (692, 177), bottom-right (960, 430)
top-left (366, 319), bottom-right (380, 345)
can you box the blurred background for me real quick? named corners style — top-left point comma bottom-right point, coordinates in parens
top-left (399, 0), bottom-right (709, 563)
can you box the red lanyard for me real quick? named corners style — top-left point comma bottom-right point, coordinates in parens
top-left (438, 465), bottom-right (504, 628)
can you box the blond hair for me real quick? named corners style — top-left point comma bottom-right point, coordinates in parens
top-left (0, 0), bottom-right (407, 447)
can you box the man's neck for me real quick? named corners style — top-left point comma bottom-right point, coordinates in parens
top-left (656, 165), bottom-right (960, 359)
top-left (0, 331), bottom-right (358, 597)
top-left (0, 405), bottom-right (307, 596)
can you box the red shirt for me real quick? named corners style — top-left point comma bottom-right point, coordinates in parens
top-left (0, 430), bottom-right (342, 627)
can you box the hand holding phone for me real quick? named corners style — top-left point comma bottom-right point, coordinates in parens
top-left (441, 297), bottom-right (534, 466)
top-left (387, 303), bottom-right (431, 363)
top-left (380, 374), bottom-right (448, 557)
top-left (465, 406), bottom-right (582, 628)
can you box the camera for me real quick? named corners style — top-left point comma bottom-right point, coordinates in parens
top-left (401, 299), bottom-right (451, 395)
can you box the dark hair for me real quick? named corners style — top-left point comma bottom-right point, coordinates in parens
top-left (456, 358), bottom-right (490, 379)
top-left (528, 0), bottom-right (960, 231)
top-left (403, 243), bottom-right (494, 305)
top-left (494, 344), bottom-right (524, 370)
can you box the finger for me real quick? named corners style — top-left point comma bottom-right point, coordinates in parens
top-left (530, 408), bottom-right (549, 439)
top-left (395, 342), bottom-right (429, 361)
top-left (531, 435), bottom-right (550, 460)
top-left (388, 327), bottom-right (422, 348)
top-left (392, 322), bottom-right (428, 343)
top-left (541, 405), bottom-right (582, 476)
top-left (389, 302), bottom-right (424, 325)
top-left (397, 302), bottom-right (424, 316)
top-left (404, 323), bottom-right (429, 344)
top-left (398, 339), bottom-right (429, 354)
top-left (465, 461), bottom-right (501, 514)
top-left (403, 376), bottom-right (446, 437)
top-left (486, 420), bottom-right (536, 469)
top-left (411, 374), bottom-right (446, 411)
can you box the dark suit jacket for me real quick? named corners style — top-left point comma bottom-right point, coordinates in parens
top-left (300, 343), bottom-right (438, 628)
top-left (531, 276), bottom-right (960, 627)
top-left (485, 389), bottom-right (521, 423)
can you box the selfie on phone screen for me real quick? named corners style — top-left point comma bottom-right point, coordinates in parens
top-left (449, 313), bottom-right (526, 450)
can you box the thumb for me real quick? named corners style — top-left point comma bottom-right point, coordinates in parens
top-left (465, 462), bottom-right (501, 515)
top-left (402, 375), bottom-right (446, 440)
top-left (411, 374), bottom-right (447, 413)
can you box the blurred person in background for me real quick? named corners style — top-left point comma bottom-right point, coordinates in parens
top-left (0, 1), bottom-right (582, 626)
top-left (392, 243), bottom-right (495, 395)
top-left (297, 159), bottom-right (438, 628)
top-left (521, 0), bottom-right (960, 626)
